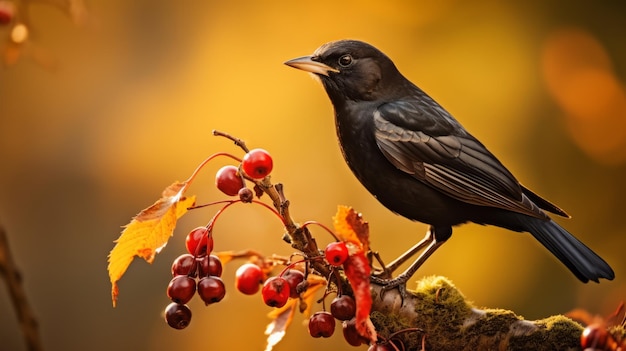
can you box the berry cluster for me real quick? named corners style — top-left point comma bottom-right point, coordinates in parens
top-left (215, 148), bottom-right (273, 200)
top-left (160, 138), bottom-right (378, 347)
top-left (164, 148), bottom-right (275, 330)
top-left (234, 262), bottom-right (306, 309)
top-left (164, 226), bottom-right (225, 329)
top-left (308, 294), bottom-right (358, 340)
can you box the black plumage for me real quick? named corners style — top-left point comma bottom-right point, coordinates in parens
top-left (285, 39), bottom-right (614, 286)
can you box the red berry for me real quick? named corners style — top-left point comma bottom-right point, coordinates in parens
top-left (0, 1), bottom-right (15, 25)
top-left (171, 253), bottom-right (197, 276)
top-left (197, 276), bottom-right (226, 305)
top-left (164, 302), bottom-right (192, 330)
top-left (325, 241), bottom-right (349, 266)
top-left (308, 311), bottom-right (335, 338)
top-left (581, 324), bottom-right (617, 350)
top-left (330, 295), bottom-right (356, 321)
top-left (343, 318), bottom-right (368, 347)
top-left (185, 227), bottom-right (212, 256)
top-left (235, 263), bottom-right (265, 295)
top-left (197, 254), bottom-right (223, 277)
top-left (282, 269), bottom-right (305, 298)
top-left (215, 165), bottom-right (244, 196)
top-left (241, 148), bottom-right (273, 179)
top-left (238, 187), bottom-right (254, 203)
top-left (368, 343), bottom-right (395, 351)
top-left (167, 275), bottom-right (196, 304)
top-left (261, 276), bottom-right (290, 308)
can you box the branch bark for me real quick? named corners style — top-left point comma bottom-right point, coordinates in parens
top-left (0, 222), bottom-right (44, 351)
top-left (370, 275), bottom-right (584, 351)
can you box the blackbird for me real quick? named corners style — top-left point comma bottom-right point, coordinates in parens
top-left (285, 39), bottom-right (614, 288)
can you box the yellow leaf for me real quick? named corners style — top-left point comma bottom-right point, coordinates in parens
top-left (265, 303), bottom-right (296, 351)
top-left (107, 181), bottom-right (196, 307)
top-left (333, 205), bottom-right (370, 252)
top-left (213, 251), bottom-right (237, 266)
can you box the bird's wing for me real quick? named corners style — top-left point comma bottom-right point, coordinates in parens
top-left (373, 100), bottom-right (547, 219)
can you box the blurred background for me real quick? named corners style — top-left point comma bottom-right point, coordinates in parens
top-left (0, 0), bottom-right (625, 350)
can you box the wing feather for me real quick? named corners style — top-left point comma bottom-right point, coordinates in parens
top-left (373, 102), bottom-right (547, 219)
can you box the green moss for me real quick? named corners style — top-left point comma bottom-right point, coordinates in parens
top-left (507, 315), bottom-right (583, 351)
top-left (369, 276), bottom-right (584, 351)
top-left (371, 276), bottom-right (475, 350)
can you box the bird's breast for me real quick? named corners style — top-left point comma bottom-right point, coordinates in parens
top-left (332, 102), bottom-right (476, 226)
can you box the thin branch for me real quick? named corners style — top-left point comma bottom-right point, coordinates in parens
top-left (0, 222), bottom-right (43, 351)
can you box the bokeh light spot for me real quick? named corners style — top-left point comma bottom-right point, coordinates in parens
top-left (542, 27), bottom-right (626, 165)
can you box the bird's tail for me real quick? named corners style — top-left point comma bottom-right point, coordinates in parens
top-left (508, 215), bottom-right (614, 282)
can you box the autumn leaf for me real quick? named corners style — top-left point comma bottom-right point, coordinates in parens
top-left (265, 303), bottom-right (296, 351)
top-left (333, 206), bottom-right (377, 343)
top-left (107, 181), bottom-right (196, 307)
top-left (333, 205), bottom-right (370, 252)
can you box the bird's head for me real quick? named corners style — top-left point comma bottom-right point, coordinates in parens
top-left (285, 40), bottom-right (407, 104)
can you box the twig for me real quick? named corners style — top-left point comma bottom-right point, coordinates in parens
top-left (212, 130), bottom-right (329, 277)
top-left (0, 222), bottom-right (44, 351)
top-left (212, 129), bottom-right (250, 153)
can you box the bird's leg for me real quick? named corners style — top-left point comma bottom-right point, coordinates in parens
top-left (376, 229), bottom-right (435, 278)
top-left (371, 226), bottom-right (452, 300)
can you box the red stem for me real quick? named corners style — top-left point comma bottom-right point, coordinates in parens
top-left (180, 152), bottom-right (242, 194)
top-left (301, 221), bottom-right (339, 241)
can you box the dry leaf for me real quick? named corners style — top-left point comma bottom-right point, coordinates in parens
top-left (265, 303), bottom-right (296, 351)
top-left (333, 205), bottom-right (370, 251)
top-left (107, 181), bottom-right (195, 306)
top-left (333, 206), bottom-right (377, 343)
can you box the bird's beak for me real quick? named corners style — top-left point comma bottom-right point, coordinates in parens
top-left (284, 56), bottom-right (339, 77)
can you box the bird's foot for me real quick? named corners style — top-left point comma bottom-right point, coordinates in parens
top-left (370, 274), bottom-right (410, 305)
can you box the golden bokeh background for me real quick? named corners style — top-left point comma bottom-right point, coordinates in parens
top-left (1, 1), bottom-right (625, 350)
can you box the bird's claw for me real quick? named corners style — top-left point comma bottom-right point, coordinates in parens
top-left (370, 275), bottom-right (410, 305)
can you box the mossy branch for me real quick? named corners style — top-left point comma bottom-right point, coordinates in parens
top-left (370, 275), bottom-right (585, 351)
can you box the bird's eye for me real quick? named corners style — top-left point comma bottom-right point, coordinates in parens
top-left (338, 54), bottom-right (353, 67)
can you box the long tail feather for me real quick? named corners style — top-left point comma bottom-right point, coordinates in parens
top-left (510, 215), bottom-right (614, 282)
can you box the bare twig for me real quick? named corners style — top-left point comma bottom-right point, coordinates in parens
top-left (212, 129), bottom-right (250, 153)
top-left (0, 222), bottom-right (43, 351)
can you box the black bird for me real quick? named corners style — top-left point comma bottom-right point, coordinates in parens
top-left (285, 39), bottom-right (614, 288)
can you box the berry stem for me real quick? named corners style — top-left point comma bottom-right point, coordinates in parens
top-left (187, 200), bottom-right (237, 211)
top-left (212, 132), bottom-right (334, 287)
top-left (277, 259), bottom-right (308, 277)
top-left (301, 221), bottom-right (340, 241)
top-left (250, 200), bottom-right (288, 227)
top-left (180, 152), bottom-right (243, 195)
top-left (251, 177), bottom-right (331, 281)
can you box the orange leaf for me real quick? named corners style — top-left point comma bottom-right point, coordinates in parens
top-left (333, 206), bottom-right (377, 343)
top-left (213, 251), bottom-right (237, 266)
top-left (333, 205), bottom-right (370, 252)
top-left (265, 303), bottom-right (296, 351)
top-left (107, 181), bottom-right (196, 307)
top-left (344, 251), bottom-right (376, 343)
